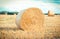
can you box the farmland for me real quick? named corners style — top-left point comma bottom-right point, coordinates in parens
top-left (0, 15), bottom-right (60, 39)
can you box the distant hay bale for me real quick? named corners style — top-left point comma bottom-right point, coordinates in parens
top-left (16, 8), bottom-right (44, 32)
top-left (48, 10), bottom-right (55, 16)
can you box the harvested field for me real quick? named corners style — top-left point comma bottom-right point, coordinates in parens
top-left (0, 15), bottom-right (60, 39)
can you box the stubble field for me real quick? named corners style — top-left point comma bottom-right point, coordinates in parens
top-left (0, 15), bottom-right (60, 39)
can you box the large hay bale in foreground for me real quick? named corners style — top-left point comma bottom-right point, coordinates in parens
top-left (16, 8), bottom-right (44, 32)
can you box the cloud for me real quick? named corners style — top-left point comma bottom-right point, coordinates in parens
top-left (0, 0), bottom-right (60, 13)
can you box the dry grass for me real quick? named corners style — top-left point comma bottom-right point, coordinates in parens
top-left (0, 15), bottom-right (60, 39)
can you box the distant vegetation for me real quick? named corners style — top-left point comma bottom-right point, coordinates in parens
top-left (0, 11), bottom-right (60, 15)
top-left (43, 13), bottom-right (60, 15)
top-left (0, 11), bottom-right (18, 15)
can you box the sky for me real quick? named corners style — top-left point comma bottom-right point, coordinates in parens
top-left (0, 0), bottom-right (60, 14)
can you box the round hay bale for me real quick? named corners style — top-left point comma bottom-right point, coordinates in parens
top-left (16, 8), bottom-right (44, 32)
top-left (48, 10), bottom-right (55, 16)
